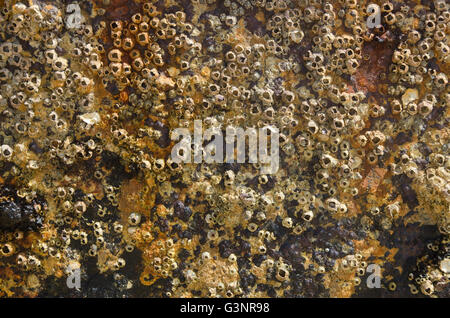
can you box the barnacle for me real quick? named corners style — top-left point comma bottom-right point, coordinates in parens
top-left (0, 0), bottom-right (448, 299)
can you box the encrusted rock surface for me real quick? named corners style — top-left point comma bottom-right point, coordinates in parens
top-left (0, 0), bottom-right (448, 298)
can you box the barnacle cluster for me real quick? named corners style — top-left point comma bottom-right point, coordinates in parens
top-left (0, 0), bottom-right (448, 298)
